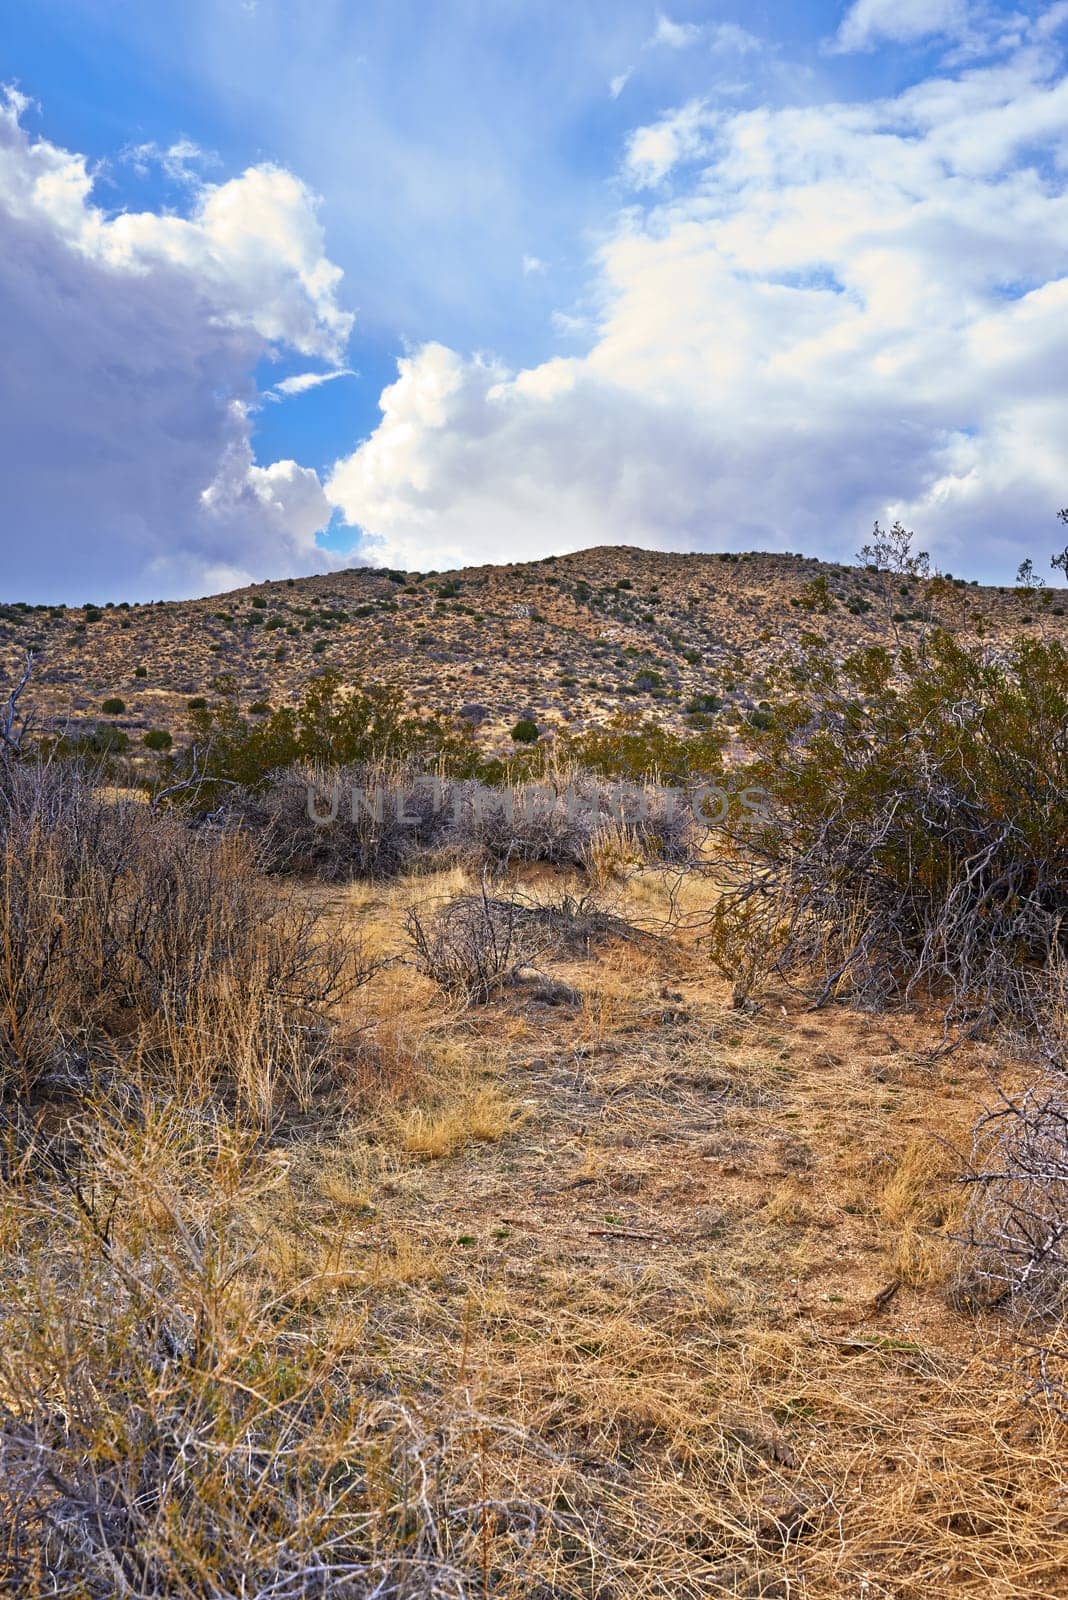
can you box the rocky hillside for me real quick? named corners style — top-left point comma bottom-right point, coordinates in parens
top-left (3, 545), bottom-right (1065, 752)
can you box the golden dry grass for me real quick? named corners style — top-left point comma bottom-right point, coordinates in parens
top-left (2, 848), bottom-right (1068, 1596)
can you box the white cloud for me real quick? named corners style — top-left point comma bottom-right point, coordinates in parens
top-left (522, 253), bottom-right (548, 274)
top-left (122, 138), bottom-right (218, 185)
top-left (833, 0), bottom-right (974, 53)
top-left (829, 0), bottom-right (1055, 56)
top-left (327, 47), bottom-right (1068, 582)
top-left (271, 368), bottom-right (354, 396)
top-left (609, 69), bottom-right (633, 98)
top-left (709, 22), bottom-right (764, 54)
top-left (624, 99), bottom-right (715, 186)
top-left (0, 88), bottom-right (353, 598)
top-left (649, 13), bottom-right (702, 50)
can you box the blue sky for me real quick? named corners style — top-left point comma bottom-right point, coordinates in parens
top-left (3, 0), bottom-right (1068, 598)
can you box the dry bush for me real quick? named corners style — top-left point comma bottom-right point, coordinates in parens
top-left (405, 884), bottom-right (545, 1004)
top-left (0, 761), bottom-right (358, 1113)
top-left (961, 1070), bottom-right (1068, 1312)
top-left (232, 760), bottom-right (457, 880)
top-left (447, 772), bottom-right (699, 875)
top-left (226, 764), bottom-right (700, 886)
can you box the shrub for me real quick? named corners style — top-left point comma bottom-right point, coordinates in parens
top-left (101, 696), bottom-right (126, 715)
top-left (406, 885), bottom-right (541, 1003)
top-left (0, 762), bottom-right (356, 1109)
top-left (685, 692), bottom-right (721, 715)
top-left (165, 673), bottom-right (477, 807)
top-left (187, 696), bottom-right (207, 710)
top-left (798, 573), bottom-right (834, 613)
top-left (46, 725), bottom-right (131, 759)
top-left (561, 713), bottom-right (723, 785)
top-left (510, 717), bottom-right (539, 744)
top-left (448, 773), bottom-right (698, 872)
top-left (713, 631), bottom-right (1068, 1032)
top-left (960, 1068), bottom-right (1068, 1325)
top-left (143, 728), bottom-right (172, 751)
top-left (134, 665), bottom-right (147, 678)
top-left (250, 594), bottom-right (268, 608)
top-left (234, 760), bottom-right (456, 880)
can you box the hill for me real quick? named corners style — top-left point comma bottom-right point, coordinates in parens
top-left (4, 545), bottom-right (1065, 752)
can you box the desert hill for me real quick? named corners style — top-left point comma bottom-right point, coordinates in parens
top-left (3, 544), bottom-right (1065, 750)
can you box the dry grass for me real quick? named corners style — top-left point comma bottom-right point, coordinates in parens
top-left (2, 791), bottom-right (1068, 1595)
top-left (392, 1075), bottom-right (523, 1160)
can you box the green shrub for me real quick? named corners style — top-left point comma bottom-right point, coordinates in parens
top-left (685, 692), bottom-right (721, 715)
top-left (187, 697), bottom-right (208, 711)
top-left (134, 666), bottom-right (147, 678)
top-left (715, 631), bottom-right (1068, 1032)
top-left (561, 714), bottom-right (723, 784)
top-left (510, 718), bottom-right (540, 744)
top-left (101, 697), bottom-right (126, 715)
top-left (44, 726), bottom-right (131, 760)
top-left (165, 672), bottom-right (478, 805)
top-left (143, 729), bottom-right (172, 751)
top-left (250, 595), bottom-right (268, 608)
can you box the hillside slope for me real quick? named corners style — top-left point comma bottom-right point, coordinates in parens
top-left (3, 546), bottom-right (1065, 750)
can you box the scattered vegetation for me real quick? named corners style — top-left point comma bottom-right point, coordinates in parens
top-left (713, 631), bottom-right (1068, 1034)
top-left (4, 536), bottom-right (1068, 1593)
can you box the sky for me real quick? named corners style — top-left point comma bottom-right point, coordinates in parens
top-left (2, 0), bottom-right (1068, 601)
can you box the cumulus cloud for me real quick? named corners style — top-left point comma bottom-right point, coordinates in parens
top-left (0, 88), bottom-right (352, 599)
top-left (327, 46), bottom-right (1068, 581)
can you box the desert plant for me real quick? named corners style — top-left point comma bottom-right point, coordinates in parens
top-left (234, 761), bottom-right (457, 880)
top-left (857, 520), bottom-right (930, 651)
top-left (0, 762), bottom-right (358, 1110)
top-left (560, 713), bottom-right (723, 785)
top-left (167, 673), bottom-right (478, 807)
top-left (712, 631), bottom-right (1068, 1035)
top-left (143, 728), bottom-right (172, 751)
top-left (447, 772), bottom-right (698, 873)
top-left (510, 717), bottom-right (539, 744)
top-left (406, 884), bottom-right (542, 1003)
top-left (101, 696), bottom-right (126, 715)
